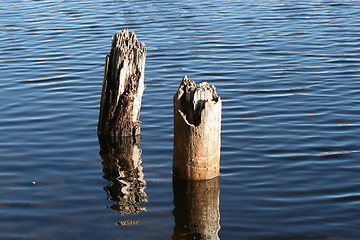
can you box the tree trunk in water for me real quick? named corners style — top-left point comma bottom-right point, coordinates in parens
top-left (173, 76), bottom-right (222, 180)
top-left (98, 29), bottom-right (146, 137)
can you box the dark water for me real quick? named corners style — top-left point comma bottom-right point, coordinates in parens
top-left (1, 0), bottom-right (360, 239)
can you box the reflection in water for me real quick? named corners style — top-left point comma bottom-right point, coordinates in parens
top-left (172, 177), bottom-right (221, 240)
top-left (98, 135), bottom-right (147, 217)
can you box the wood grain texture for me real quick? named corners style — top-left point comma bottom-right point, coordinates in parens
top-left (173, 76), bottom-right (222, 180)
top-left (98, 29), bottom-right (146, 137)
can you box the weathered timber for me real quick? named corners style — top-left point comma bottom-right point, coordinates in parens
top-left (172, 177), bottom-right (220, 240)
top-left (173, 76), bottom-right (222, 180)
top-left (99, 134), bottom-right (147, 216)
top-left (98, 29), bottom-right (146, 137)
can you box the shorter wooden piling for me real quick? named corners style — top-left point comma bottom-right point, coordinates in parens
top-left (173, 76), bottom-right (222, 180)
top-left (98, 29), bottom-right (146, 137)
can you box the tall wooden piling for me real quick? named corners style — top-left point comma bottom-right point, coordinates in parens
top-left (98, 29), bottom-right (146, 137)
top-left (173, 76), bottom-right (222, 180)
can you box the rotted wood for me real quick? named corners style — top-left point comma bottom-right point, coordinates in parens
top-left (98, 29), bottom-right (146, 137)
top-left (173, 76), bottom-right (222, 180)
top-left (99, 134), bottom-right (147, 216)
top-left (172, 177), bottom-right (220, 240)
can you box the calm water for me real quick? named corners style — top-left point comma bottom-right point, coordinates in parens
top-left (1, 0), bottom-right (360, 239)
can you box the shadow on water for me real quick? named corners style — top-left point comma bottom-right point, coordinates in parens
top-left (172, 177), bottom-right (221, 240)
top-left (98, 134), bottom-right (147, 225)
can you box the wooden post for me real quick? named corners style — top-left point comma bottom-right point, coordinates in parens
top-left (173, 76), bottom-right (222, 180)
top-left (172, 177), bottom-right (221, 240)
top-left (98, 29), bottom-right (146, 137)
top-left (99, 134), bottom-right (147, 218)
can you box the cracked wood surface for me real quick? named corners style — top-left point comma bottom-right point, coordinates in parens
top-left (173, 76), bottom-right (222, 180)
top-left (98, 29), bottom-right (146, 137)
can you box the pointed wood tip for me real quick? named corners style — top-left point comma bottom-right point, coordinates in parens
top-left (113, 29), bottom-right (146, 53)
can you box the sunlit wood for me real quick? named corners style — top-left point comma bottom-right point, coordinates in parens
top-left (98, 29), bottom-right (146, 137)
top-left (173, 76), bottom-right (222, 180)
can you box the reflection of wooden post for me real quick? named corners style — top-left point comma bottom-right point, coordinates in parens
top-left (99, 134), bottom-right (147, 218)
top-left (98, 29), bottom-right (146, 137)
top-left (172, 177), bottom-right (220, 240)
top-left (173, 76), bottom-right (222, 180)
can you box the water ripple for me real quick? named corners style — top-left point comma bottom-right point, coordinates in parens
top-left (1, 0), bottom-right (360, 239)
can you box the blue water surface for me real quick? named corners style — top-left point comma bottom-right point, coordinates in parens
top-left (1, 0), bottom-right (360, 239)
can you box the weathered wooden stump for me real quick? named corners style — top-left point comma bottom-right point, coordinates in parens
top-left (172, 177), bottom-right (220, 240)
top-left (99, 134), bottom-right (147, 217)
top-left (173, 76), bottom-right (222, 180)
top-left (98, 29), bottom-right (146, 137)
